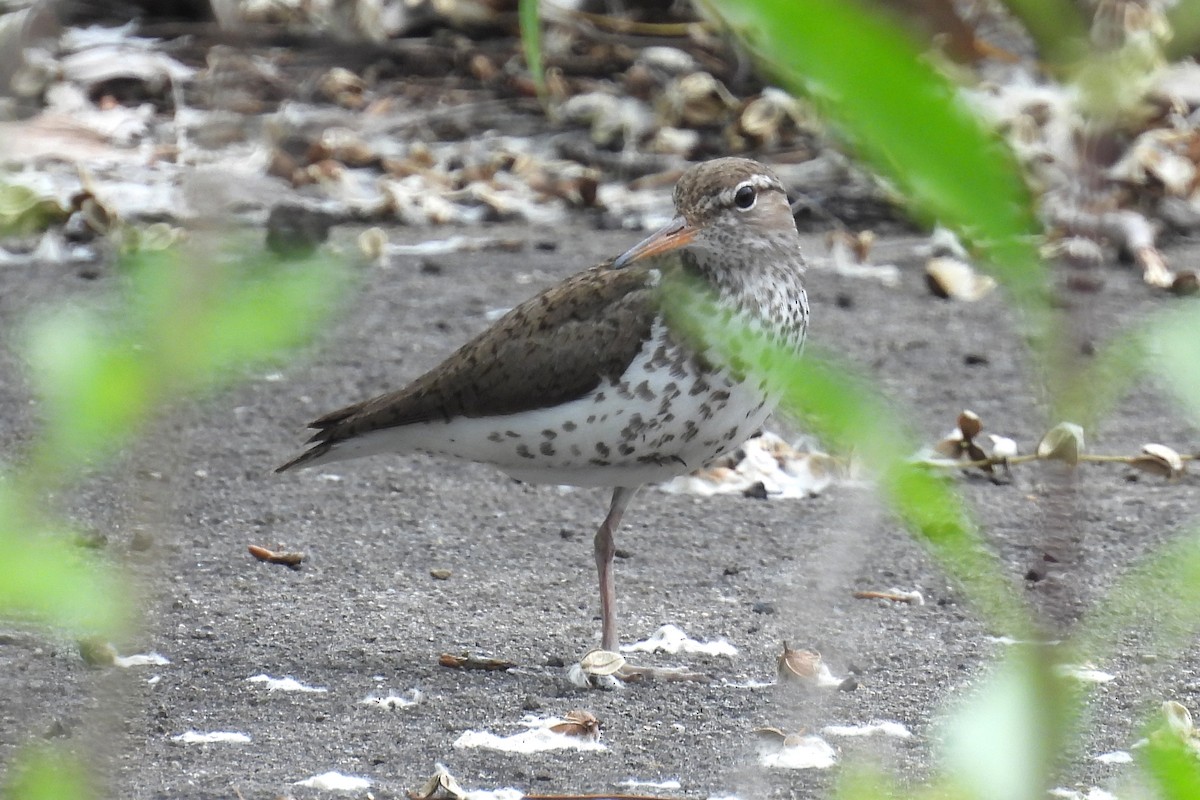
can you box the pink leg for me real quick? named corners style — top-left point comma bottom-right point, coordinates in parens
top-left (595, 486), bottom-right (637, 652)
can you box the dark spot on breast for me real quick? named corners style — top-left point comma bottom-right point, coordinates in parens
top-left (542, 429), bottom-right (557, 439)
top-left (620, 414), bottom-right (647, 441)
top-left (562, 421), bottom-right (577, 432)
top-left (539, 441), bottom-right (556, 457)
top-left (506, 431), bottom-right (520, 438)
top-left (589, 458), bottom-right (611, 467)
top-left (635, 381), bottom-right (655, 402)
top-left (516, 444), bottom-right (535, 459)
top-left (618, 443), bottom-right (636, 456)
top-left (689, 380), bottom-right (711, 397)
top-left (487, 432), bottom-right (503, 443)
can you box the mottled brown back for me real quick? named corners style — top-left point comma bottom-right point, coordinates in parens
top-left (279, 262), bottom-right (661, 468)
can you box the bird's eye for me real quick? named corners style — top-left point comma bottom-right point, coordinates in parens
top-left (734, 185), bottom-right (757, 210)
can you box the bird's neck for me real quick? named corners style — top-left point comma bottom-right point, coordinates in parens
top-left (673, 244), bottom-right (809, 352)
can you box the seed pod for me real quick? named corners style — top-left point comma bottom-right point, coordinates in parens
top-left (926, 257), bottom-right (997, 301)
top-left (1130, 443), bottom-right (1184, 479)
top-left (777, 641), bottom-right (823, 682)
top-left (1037, 422), bottom-right (1085, 466)
top-left (549, 709), bottom-right (601, 740)
top-left (580, 648), bottom-right (625, 676)
top-left (957, 410), bottom-right (983, 442)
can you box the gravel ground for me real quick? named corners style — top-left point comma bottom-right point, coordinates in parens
top-left (1, 221), bottom-right (1199, 799)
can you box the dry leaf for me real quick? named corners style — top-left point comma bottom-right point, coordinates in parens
top-left (1164, 700), bottom-right (1196, 739)
top-left (753, 726), bottom-right (793, 745)
top-left (358, 227), bottom-right (387, 261)
top-left (410, 764), bottom-right (468, 800)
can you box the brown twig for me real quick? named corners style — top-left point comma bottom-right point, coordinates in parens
top-left (853, 590), bottom-right (921, 604)
top-left (526, 794), bottom-right (690, 800)
top-left (925, 452), bottom-right (1195, 470)
top-left (407, 793), bottom-right (687, 800)
top-left (438, 653), bottom-right (517, 671)
top-left (560, 8), bottom-right (712, 37)
top-left (247, 544), bottom-right (305, 569)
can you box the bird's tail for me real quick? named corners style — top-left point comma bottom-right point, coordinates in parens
top-left (275, 441), bottom-right (335, 473)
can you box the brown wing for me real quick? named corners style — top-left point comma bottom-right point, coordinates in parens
top-left (277, 262), bottom-right (660, 471)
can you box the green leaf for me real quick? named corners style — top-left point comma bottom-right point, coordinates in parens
top-left (0, 488), bottom-right (125, 635)
top-left (993, 0), bottom-right (1089, 68)
top-left (0, 184), bottom-right (68, 237)
top-left (1166, 0), bottom-right (1200, 60)
top-left (4, 746), bottom-right (93, 800)
top-left (24, 307), bottom-right (152, 467)
top-left (696, 0), bottom-right (1043, 301)
top-left (519, 0), bottom-right (546, 106)
top-left (1074, 525), bottom-right (1200, 668)
top-left (664, 275), bottom-right (1028, 635)
top-left (940, 647), bottom-right (1073, 800)
top-left (1146, 303), bottom-right (1200, 425)
top-left (1139, 717), bottom-right (1200, 800)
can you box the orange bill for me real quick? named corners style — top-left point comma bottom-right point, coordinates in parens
top-left (613, 216), bottom-right (697, 268)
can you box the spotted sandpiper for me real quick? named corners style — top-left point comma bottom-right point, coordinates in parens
top-left (278, 157), bottom-right (809, 658)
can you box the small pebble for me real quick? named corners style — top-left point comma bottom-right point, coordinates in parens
top-left (430, 568), bottom-right (452, 580)
top-left (743, 481), bottom-right (769, 500)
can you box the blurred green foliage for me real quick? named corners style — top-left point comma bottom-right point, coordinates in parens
top-left (0, 185), bottom-right (68, 238)
top-left (2, 747), bottom-right (92, 800)
top-left (668, 1), bottom-right (1200, 798)
top-left (0, 235), bottom-right (345, 799)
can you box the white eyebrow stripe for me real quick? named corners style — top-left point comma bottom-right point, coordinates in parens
top-left (698, 173), bottom-right (783, 214)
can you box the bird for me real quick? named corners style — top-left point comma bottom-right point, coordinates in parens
top-left (277, 157), bottom-right (809, 661)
